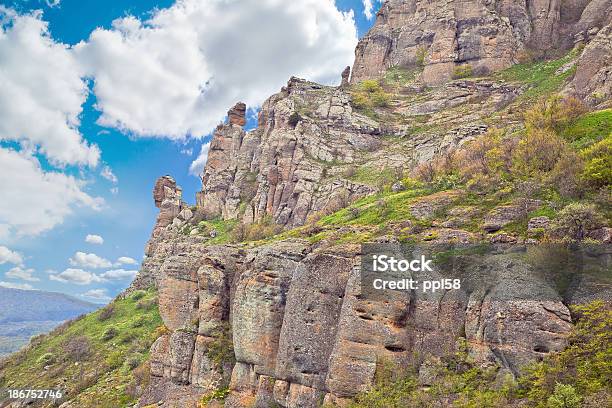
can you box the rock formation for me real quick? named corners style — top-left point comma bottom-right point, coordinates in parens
top-left (351, 0), bottom-right (612, 84)
top-left (130, 1), bottom-right (612, 407)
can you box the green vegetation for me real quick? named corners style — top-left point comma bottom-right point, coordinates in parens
top-left (192, 218), bottom-right (238, 244)
top-left (383, 66), bottom-right (419, 88)
top-left (0, 289), bottom-right (162, 407)
top-left (496, 47), bottom-right (580, 103)
top-left (351, 79), bottom-right (392, 115)
top-left (345, 165), bottom-right (397, 188)
top-left (452, 64), bottom-right (473, 79)
top-left (199, 387), bottom-right (230, 406)
top-left (560, 108), bottom-right (612, 149)
top-left (344, 301), bottom-right (611, 407)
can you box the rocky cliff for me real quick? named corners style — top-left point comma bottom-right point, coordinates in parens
top-left (351, 0), bottom-right (612, 85)
top-left (128, 1), bottom-right (612, 407)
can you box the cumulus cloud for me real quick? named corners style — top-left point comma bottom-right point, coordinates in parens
top-left (362, 0), bottom-right (381, 20)
top-left (5, 266), bottom-right (39, 281)
top-left (74, 0), bottom-right (357, 139)
top-left (100, 166), bottom-right (118, 184)
top-left (0, 281), bottom-right (34, 290)
top-left (69, 251), bottom-right (112, 269)
top-left (85, 234), bottom-right (104, 245)
top-left (0, 148), bottom-right (104, 237)
top-left (81, 288), bottom-right (111, 301)
top-left (116, 256), bottom-right (138, 266)
top-left (49, 268), bottom-right (103, 285)
top-left (100, 268), bottom-right (137, 280)
top-left (189, 143), bottom-right (210, 177)
top-left (0, 245), bottom-right (23, 265)
top-left (45, 0), bottom-right (61, 8)
top-left (0, 7), bottom-right (99, 167)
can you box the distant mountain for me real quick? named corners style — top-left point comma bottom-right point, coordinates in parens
top-left (0, 287), bottom-right (99, 356)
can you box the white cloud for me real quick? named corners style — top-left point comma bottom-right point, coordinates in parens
top-left (100, 268), bottom-right (137, 280)
top-left (110, 187), bottom-right (119, 195)
top-left (74, 0), bottom-right (357, 139)
top-left (116, 256), bottom-right (138, 266)
top-left (0, 245), bottom-right (23, 265)
top-left (49, 268), bottom-right (103, 285)
top-left (100, 166), bottom-right (118, 184)
top-left (0, 148), bottom-right (104, 238)
top-left (362, 0), bottom-right (380, 20)
top-left (85, 234), bottom-right (104, 245)
top-left (0, 8), bottom-right (99, 167)
top-left (81, 288), bottom-right (111, 301)
top-left (189, 143), bottom-right (210, 177)
top-left (69, 251), bottom-right (112, 269)
top-left (5, 266), bottom-right (39, 281)
top-left (45, 0), bottom-right (61, 8)
top-left (0, 281), bottom-right (34, 290)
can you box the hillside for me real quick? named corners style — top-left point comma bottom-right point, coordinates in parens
top-left (0, 287), bottom-right (98, 357)
top-left (1, 0), bottom-right (611, 407)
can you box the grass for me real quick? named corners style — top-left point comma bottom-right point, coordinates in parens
top-left (496, 47), bottom-right (581, 103)
top-left (0, 289), bottom-right (162, 407)
top-left (560, 109), bottom-right (612, 149)
top-left (193, 218), bottom-right (239, 244)
top-left (346, 166), bottom-right (397, 187)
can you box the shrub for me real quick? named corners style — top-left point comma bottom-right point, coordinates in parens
top-left (415, 46), bottom-right (427, 67)
top-left (351, 80), bottom-right (392, 110)
top-left (102, 327), bottom-right (118, 341)
top-left (64, 335), bottom-right (91, 362)
top-left (512, 129), bottom-right (569, 177)
top-left (553, 203), bottom-right (605, 241)
top-left (524, 96), bottom-right (587, 133)
top-left (547, 383), bottom-right (581, 408)
top-left (581, 136), bottom-right (612, 188)
top-left (126, 356), bottom-right (142, 370)
top-left (452, 64), bottom-right (473, 79)
top-left (130, 290), bottom-right (146, 301)
top-left (206, 323), bottom-right (235, 367)
top-left (97, 304), bottom-right (115, 321)
top-left (548, 150), bottom-right (584, 198)
top-left (37, 352), bottom-right (55, 366)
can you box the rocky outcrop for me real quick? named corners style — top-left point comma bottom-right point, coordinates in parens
top-left (565, 21), bottom-right (612, 107)
top-left (351, 0), bottom-right (611, 85)
top-left (134, 178), bottom-right (612, 408)
top-left (197, 77), bottom-right (388, 228)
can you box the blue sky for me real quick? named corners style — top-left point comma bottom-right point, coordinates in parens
top-left (0, 0), bottom-right (380, 302)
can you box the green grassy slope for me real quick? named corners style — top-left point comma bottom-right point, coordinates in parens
top-left (0, 289), bottom-right (162, 407)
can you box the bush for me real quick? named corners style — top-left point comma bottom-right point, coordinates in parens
top-left (547, 383), bottom-right (581, 408)
top-left (524, 96), bottom-right (587, 133)
top-left (126, 356), bottom-right (142, 370)
top-left (102, 327), bottom-right (119, 341)
top-left (64, 335), bottom-right (91, 362)
top-left (351, 80), bottom-right (392, 110)
top-left (452, 64), bottom-right (473, 79)
top-left (130, 290), bottom-right (146, 301)
top-left (206, 323), bottom-right (235, 367)
top-left (415, 46), bottom-right (427, 67)
top-left (549, 150), bottom-right (584, 198)
top-left (581, 136), bottom-right (612, 188)
top-left (97, 304), bottom-right (115, 321)
top-left (512, 129), bottom-right (569, 177)
top-left (553, 203), bottom-right (605, 242)
top-left (37, 352), bottom-right (55, 366)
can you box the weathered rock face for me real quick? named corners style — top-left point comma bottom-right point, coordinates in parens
top-left (351, 0), bottom-right (611, 85)
top-left (137, 191), bottom-right (602, 407)
top-left (565, 21), bottom-right (612, 107)
top-left (197, 77), bottom-right (388, 228)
